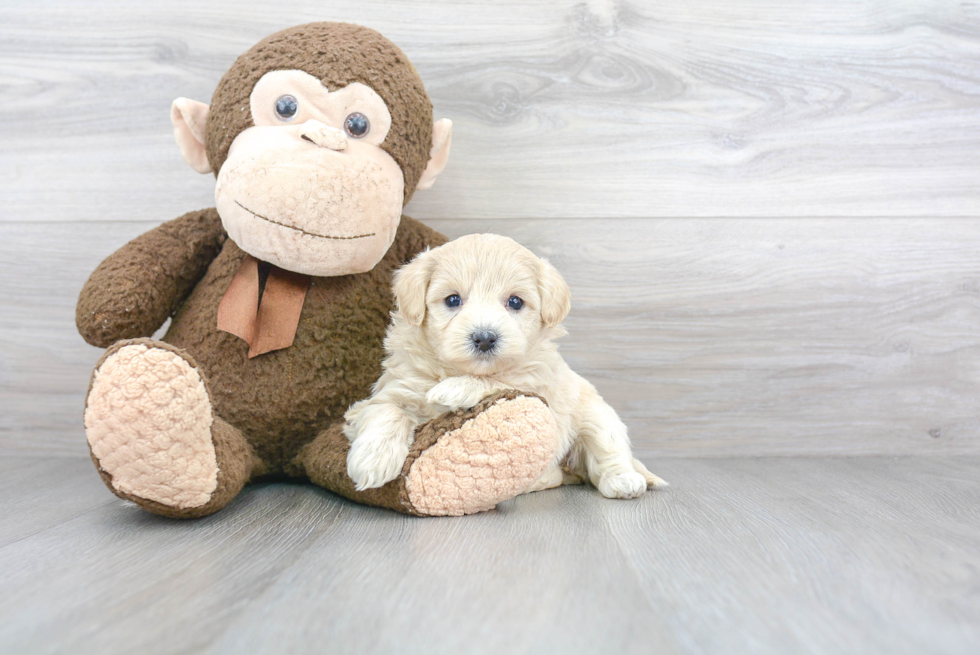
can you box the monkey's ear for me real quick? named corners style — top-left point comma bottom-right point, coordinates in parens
top-left (392, 249), bottom-right (435, 326)
top-left (538, 259), bottom-right (571, 328)
top-left (416, 119), bottom-right (453, 191)
top-left (171, 98), bottom-right (212, 174)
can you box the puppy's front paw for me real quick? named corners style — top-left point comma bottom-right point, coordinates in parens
top-left (426, 377), bottom-right (485, 411)
top-left (346, 432), bottom-right (409, 491)
top-left (597, 471), bottom-right (648, 499)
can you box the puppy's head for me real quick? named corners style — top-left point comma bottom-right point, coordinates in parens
top-left (392, 234), bottom-right (571, 374)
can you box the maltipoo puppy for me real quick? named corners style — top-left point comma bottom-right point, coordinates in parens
top-left (344, 233), bottom-right (668, 498)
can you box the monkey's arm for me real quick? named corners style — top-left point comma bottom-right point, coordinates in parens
top-left (394, 215), bottom-right (449, 264)
top-left (76, 208), bottom-right (226, 348)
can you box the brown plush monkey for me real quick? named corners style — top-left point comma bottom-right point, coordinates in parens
top-left (76, 23), bottom-right (558, 518)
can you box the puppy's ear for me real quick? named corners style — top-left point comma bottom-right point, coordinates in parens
top-left (538, 259), bottom-right (571, 327)
top-left (393, 250), bottom-right (435, 326)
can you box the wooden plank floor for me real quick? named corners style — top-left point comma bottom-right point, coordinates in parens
top-left (1, 455), bottom-right (977, 655)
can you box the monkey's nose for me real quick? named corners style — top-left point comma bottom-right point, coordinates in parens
top-left (299, 120), bottom-right (347, 151)
top-left (471, 330), bottom-right (498, 353)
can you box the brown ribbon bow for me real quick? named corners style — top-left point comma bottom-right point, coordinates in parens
top-left (217, 255), bottom-right (311, 358)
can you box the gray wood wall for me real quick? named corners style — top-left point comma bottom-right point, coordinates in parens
top-left (2, 0), bottom-right (979, 458)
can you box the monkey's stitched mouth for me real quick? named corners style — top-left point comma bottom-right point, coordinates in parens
top-left (235, 201), bottom-right (376, 240)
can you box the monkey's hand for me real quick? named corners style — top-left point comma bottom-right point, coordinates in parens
top-left (76, 209), bottom-right (226, 348)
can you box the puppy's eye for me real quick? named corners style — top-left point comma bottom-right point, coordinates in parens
top-left (445, 294), bottom-right (462, 308)
top-left (507, 296), bottom-right (524, 310)
top-left (275, 95), bottom-right (299, 121)
top-left (344, 112), bottom-right (370, 138)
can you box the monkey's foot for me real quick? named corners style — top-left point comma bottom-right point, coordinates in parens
top-left (84, 339), bottom-right (253, 518)
top-left (403, 391), bottom-right (559, 516)
top-left (299, 391), bottom-right (559, 517)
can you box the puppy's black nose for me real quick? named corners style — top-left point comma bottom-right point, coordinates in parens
top-left (472, 330), bottom-right (498, 353)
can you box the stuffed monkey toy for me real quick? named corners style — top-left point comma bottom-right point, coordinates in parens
top-left (76, 23), bottom-right (558, 518)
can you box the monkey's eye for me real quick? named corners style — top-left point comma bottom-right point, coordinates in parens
top-left (445, 294), bottom-right (462, 308)
top-left (344, 112), bottom-right (370, 138)
top-left (275, 95), bottom-right (299, 121)
top-left (507, 296), bottom-right (524, 310)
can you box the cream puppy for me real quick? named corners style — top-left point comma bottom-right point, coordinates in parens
top-left (344, 233), bottom-right (668, 498)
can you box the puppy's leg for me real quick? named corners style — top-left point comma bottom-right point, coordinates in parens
top-left (426, 376), bottom-right (508, 412)
top-left (524, 464), bottom-right (564, 493)
top-left (632, 457), bottom-right (670, 489)
top-left (345, 396), bottom-right (420, 491)
top-left (577, 394), bottom-right (659, 499)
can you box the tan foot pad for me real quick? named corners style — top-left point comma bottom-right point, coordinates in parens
top-left (405, 394), bottom-right (559, 516)
top-left (84, 343), bottom-right (218, 509)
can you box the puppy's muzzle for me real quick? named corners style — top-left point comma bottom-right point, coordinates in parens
top-left (471, 329), bottom-right (498, 353)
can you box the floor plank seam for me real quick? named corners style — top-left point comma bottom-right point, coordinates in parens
top-left (0, 499), bottom-right (117, 550)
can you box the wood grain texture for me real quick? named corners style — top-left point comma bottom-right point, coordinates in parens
top-left (0, 458), bottom-right (114, 548)
top-left (2, 218), bottom-right (979, 458)
top-left (0, 456), bottom-right (977, 654)
top-left (1, 0), bottom-right (979, 221)
top-left (600, 456), bottom-right (980, 655)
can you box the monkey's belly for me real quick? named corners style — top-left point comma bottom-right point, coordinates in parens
top-left (163, 241), bottom-right (394, 472)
